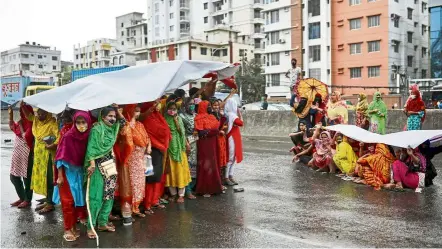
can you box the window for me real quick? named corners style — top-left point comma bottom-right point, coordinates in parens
top-left (350, 67), bottom-right (362, 78)
top-left (350, 43), bottom-right (362, 54)
top-left (204, 17), bottom-right (208, 23)
top-left (89, 52), bottom-right (92, 58)
top-left (308, 0), bottom-right (320, 16)
top-left (155, 3), bottom-right (159, 12)
top-left (422, 24), bottom-right (427, 35)
top-left (368, 0), bottom-right (376, 2)
top-left (170, 25), bottom-right (174, 31)
top-left (394, 0), bottom-right (398, 2)
top-left (408, 8), bottom-right (413, 20)
top-left (155, 27), bottom-right (160, 36)
top-left (76, 55), bottom-right (79, 59)
top-left (170, 13), bottom-right (174, 19)
top-left (422, 47), bottom-right (427, 58)
top-left (222, 49), bottom-right (228, 56)
top-left (122, 41), bottom-right (125, 46)
top-left (38, 55), bottom-right (43, 59)
top-left (414, 22), bottom-right (418, 27)
top-left (422, 69), bottom-right (427, 78)
top-left (175, 48), bottom-right (179, 56)
top-left (407, 56), bottom-right (413, 67)
top-left (121, 23), bottom-right (124, 27)
top-left (38, 65), bottom-right (43, 69)
top-left (415, 0), bottom-right (418, 3)
top-left (368, 15), bottom-right (380, 27)
top-left (349, 0), bottom-right (361, 6)
top-left (270, 10), bottom-right (279, 23)
top-left (155, 15), bottom-right (160, 25)
top-left (270, 53), bottom-right (280, 66)
top-left (349, 18), bottom-right (361, 30)
top-left (408, 32), bottom-right (413, 43)
top-left (392, 40), bottom-right (400, 53)
top-left (121, 31), bottom-right (124, 36)
top-left (21, 54), bottom-right (29, 59)
top-left (270, 31), bottom-right (280, 44)
top-left (368, 40), bottom-right (380, 52)
top-left (145, 37), bottom-right (148, 45)
top-left (422, 2), bottom-right (427, 13)
top-left (270, 74), bottom-right (280, 86)
top-left (368, 66), bottom-right (380, 77)
top-left (201, 47), bottom-right (208, 55)
top-left (204, 2), bottom-right (208, 9)
top-left (309, 45), bottom-right (321, 62)
top-left (53, 65), bottom-right (57, 70)
top-left (309, 68), bottom-right (321, 80)
top-left (393, 17), bottom-right (399, 28)
top-left (308, 22), bottom-right (321, 39)
top-left (170, 0), bottom-right (174, 6)
top-left (95, 51), bottom-right (98, 56)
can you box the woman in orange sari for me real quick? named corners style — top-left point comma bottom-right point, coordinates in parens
top-left (357, 144), bottom-right (396, 190)
top-left (123, 105), bottom-right (151, 217)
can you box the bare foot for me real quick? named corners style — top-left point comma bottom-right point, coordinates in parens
top-left (176, 197), bottom-right (185, 203)
top-left (383, 183), bottom-right (396, 189)
top-left (395, 182), bottom-right (404, 189)
top-left (187, 194), bottom-right (196, 200)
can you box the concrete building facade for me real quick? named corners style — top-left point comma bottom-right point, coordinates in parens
top-left (116, 12), bottom-right (148, 50)
top-left (73, 38), bottom-right (120, 69)
top-left (1, 42), bottom-right (61, 77)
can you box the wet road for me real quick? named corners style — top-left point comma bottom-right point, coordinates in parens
top-left (1, 127), bottom-right (442, 248)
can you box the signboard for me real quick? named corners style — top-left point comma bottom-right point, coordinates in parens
top-left (101, 43), bottom-right (112, 50)
top-left (1, 82), bottom-right (21, 105)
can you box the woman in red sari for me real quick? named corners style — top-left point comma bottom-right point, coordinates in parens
top-left (224, 98), bottom-right (244, 186)
top-left (404, 84), bottom-right (426, 130)
top-left (210, 99), bottom-right (228, 180)
top-left (195, 100), bottom-right (223, 197)
top-left (140, 101), bottom-right (171, 213)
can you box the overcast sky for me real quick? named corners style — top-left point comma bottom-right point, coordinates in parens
top-left (0, 0), bottom-right (147, 62)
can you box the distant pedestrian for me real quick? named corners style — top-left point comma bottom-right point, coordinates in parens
top-left (285, 58), bottom-right (302, 107)
top-left (261, 94), bottom-right (268, 110)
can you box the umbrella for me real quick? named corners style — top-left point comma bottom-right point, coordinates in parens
top-left (294, 78), bottom-right (329, 103)
top-left (22, 60), bottom-right (239, 114)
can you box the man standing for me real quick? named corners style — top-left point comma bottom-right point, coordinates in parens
top-left (285, 58), bottom-right (302, 107)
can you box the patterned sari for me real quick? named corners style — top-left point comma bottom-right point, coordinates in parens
top-left (357, 144), bottom-right (396, 190)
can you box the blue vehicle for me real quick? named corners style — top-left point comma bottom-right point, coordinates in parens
top-left (71, 65), bottom-right (129, 81)
top-left (1, 75), bottom-right (55, 107)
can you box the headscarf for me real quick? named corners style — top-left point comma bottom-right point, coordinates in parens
top-left (32, 109), bottom-right (58, 144)
top-left (405, 84), bottom-right (426, 122)
top-left (55, 111), bottom-right (92, 166)
top-left (180, 98), bottom-right (196, 136)
top-left (140, 102), bottom-right (171, 153)
top-left (327, 91), bottom-right (348, 124)
top-left (84, 107), bottom-right (121, 167)
top-left (210, 98), bottom-right (221, 120)
top-left (11, 104), bottom-right (34, 149)
top-left (194, 100), bottom-right (220, 131)
top-left (123, 104), bottom-right (149, 148)
top-left (368, 91), bottom-right (387, 118)
top-left (164, 101), bottom-right (186, 162)
top-left (356, 93), bottom-right (369, 117)
top-left (225, 98), bottom-right (239, 133)
top-left (312, 93), bottom-right (326, 125)
top-left (315, 131), bottom-right (333, 156)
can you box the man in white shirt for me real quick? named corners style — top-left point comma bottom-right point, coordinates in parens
top-left (285, 58), bottom-right (302, 107)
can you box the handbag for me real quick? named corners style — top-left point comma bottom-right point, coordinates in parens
top-left (144, 155), bottom-right (154, 176)
top-left (99, 159), bottom-right (117, 178)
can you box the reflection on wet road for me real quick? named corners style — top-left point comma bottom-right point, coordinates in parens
top-left (1, 129), bottom-right (441, 248)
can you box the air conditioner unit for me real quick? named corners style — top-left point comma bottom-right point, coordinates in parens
top-left (279, 39), bottom-right (286, 44)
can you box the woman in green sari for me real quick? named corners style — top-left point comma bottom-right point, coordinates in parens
top-left (84, 106), bottom-right (126, 239)
top-left (367, 92), bottom-right (387, 135)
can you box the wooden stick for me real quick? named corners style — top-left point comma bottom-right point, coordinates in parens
top-left (86, 177), bottom-right (99, 247)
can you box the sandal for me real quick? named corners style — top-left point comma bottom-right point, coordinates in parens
top-left (187, 194), bottom-right (197, 200)
top-left (144, 209), bottom-right (154, 215)
top-left (98, 224), bottom-right (116, 232)
top-left (11, 200), bottom-right (23, 207)
top-left (203, 194), bottom-right (211, 198)
top-left (153, 204), bottom-right (166, 209)
top-left (18, 201), bottom-right (31, 209)
top-left (176, 196), bottom-right (185, 203)
top-left (87, 230), bottom-right (97, 239)
top-left (109, 214), bottom-right (121, 221)
top-left (35, 202), bottom-right (47, 211)
top-left (38, 205), bottom-right (54, 214)
top-left (63, 233), bottom-right (77, 242)
top-left (168, 195), bottom-right (177, 202)
top-left (159, 198), bottom-right (169, 205)
top-left (133, 212), bottom-right (146, 218)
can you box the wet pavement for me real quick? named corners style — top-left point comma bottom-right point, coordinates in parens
top-left (1, 126), bottom-right (442, 248)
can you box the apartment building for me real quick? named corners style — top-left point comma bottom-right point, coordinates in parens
top-left (116, 12), bottom-right (148, 50)
top-left (430, 0), bottom-right (442, 77)
top-left (134, 28), bottom-right (253, 64)
top-left (332, 0), bottom-right (430, 95)
top-left (146, 0), bottom-right (265, 59)
top-left (73, 38), bottom-right (119, 69)
top-left (1, 42), bottom-right (61, 77)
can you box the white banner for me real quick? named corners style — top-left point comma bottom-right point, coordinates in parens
top-left (325, 125), bottom-right (442, 149)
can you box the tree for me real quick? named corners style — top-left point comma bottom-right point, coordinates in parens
top-left (57, 65), bottom-right (73, 86)
top-left (234, 58), bottom-right (266, 103)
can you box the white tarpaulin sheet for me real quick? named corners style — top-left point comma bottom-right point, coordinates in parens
top-left (325, 125), bottom-right (442, 149)
top-left (22, 60), bottom-right (238, 114)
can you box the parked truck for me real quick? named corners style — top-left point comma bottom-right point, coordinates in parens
top-left (71, 65), bottom-right (129, 81)
top-left (1, 75), bottom-right (55, 107)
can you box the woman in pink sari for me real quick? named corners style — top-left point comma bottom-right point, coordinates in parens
top-left (308, 127), bottom-right (335, 173)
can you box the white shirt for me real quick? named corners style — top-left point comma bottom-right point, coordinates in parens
top-left (288, 67), bottom-right (302, 88)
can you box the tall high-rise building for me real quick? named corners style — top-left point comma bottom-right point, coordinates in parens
top-left (430, 0), bottom-right (442, 78)
top-left (116, 12), bottom-right (148, 50)
top-left (331, 0), bottom-right (430, 95)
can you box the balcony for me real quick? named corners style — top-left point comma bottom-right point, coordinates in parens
top-left (179, 2), bottom-right (190, 10)
top-left (180, 16), bottom-right (190, 22)
top-left (252, 32), bottom-right (266, 39)
top-left (253, 0), bottom-right (264, 9)
top-left (180, 29), bottom-right (190, 35)
top-left (253, 18), bottom-right (265, 24)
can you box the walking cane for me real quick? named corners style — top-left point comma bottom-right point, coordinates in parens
top-left (86, 176), bottom-right (99, 247)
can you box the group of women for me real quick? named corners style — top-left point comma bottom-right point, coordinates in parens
top-left (8, 87), bottom-right (244, 242)
top-left (290, 85), bottom-right (439, 192)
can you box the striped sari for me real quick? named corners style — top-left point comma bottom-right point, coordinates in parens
top-left (357, 144), bottom-right (396, 190)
